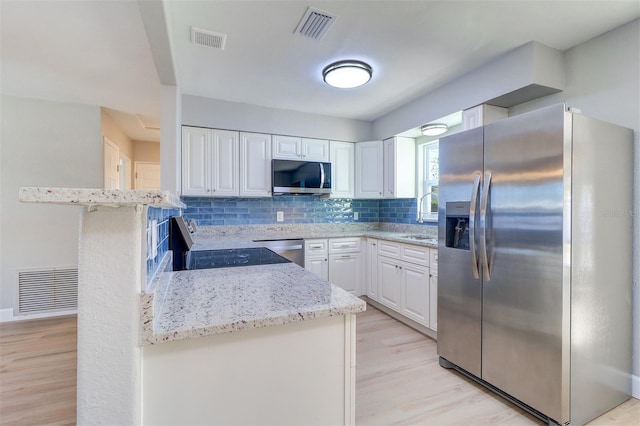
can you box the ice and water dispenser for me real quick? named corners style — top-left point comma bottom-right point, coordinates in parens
top-left (445, 201), bottom-right (470, 250)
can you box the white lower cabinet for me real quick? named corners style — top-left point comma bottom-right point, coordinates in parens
top-left (329, 253), bottom-right (361, 295)
top-left (378, 257), bottom-right (401, 310)
top-left (305, 237), bottom-right (362, 295)
top-left (304, 239), bottom-right (328, 280)
top-left (375, 240), bottom-right (436, 331)
top-left (401, 262), bottom-right (429, 325)
top-left (429, 249), bottom-right (439, 331)
top-left (366, 238), bottom-right (378, 300)
top-left (305, 256), bottom-right (328, 280)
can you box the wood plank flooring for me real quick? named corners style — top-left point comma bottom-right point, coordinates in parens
top-left (0, 308), bottom-right (638, 425)
top-left (0, 315), bottom-right (76, 425)
top-left (356, 306), bottom-right (640, 426)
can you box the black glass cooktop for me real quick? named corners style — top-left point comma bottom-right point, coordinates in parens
top-left (185, 247), bottom-right (291, 270)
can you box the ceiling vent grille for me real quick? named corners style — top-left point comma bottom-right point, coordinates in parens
top-left (294, 7), bottom-right (337, 40)
top-left (191, 27), bottom-right (227, 50)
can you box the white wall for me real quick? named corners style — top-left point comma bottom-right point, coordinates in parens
top-left (182, 95), bottom-right (374, 143)
top-left (510, 19), bottom-right (640, 383)
top-left (372, 41), bottom-right (564, 140)
top-left (0, 96), bottom-right (101, 314)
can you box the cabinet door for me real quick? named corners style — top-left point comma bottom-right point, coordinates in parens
top-left (240, 132), bottom-right (272, 197)
top-left (394, 137), bottom-right (416, 198)
top-left (272, 135), bottom-right (301, 160)
top-left (330, 141), bottom-right (355, 198)
top-left (302, 138), bottom-right (329, 161)
top-left (328, 253), bottom-right (361, 295)
top-left (429, 272), bottom-right (438, 331)
top-left (378, 257), bottom-right (400, 310)
top-left (383, 137), bottom-right (416, 198)
top-left (212, 130), bottom-right (239, 196)
top-left (366, 239), bottom-right (378, 301)
top-left (355, 141), bottom-right (383, 198)
top-left (383, 138), bottom-right (395, 197)
top-left (305, 256), bottom-right (328, 280)
top-left (182, 126), bottom-right (211, 195)
top-left (402, 262), bottom-right (429, 326)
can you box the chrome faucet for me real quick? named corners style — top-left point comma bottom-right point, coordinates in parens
top-left (416, 192), bottom-right (432, 223)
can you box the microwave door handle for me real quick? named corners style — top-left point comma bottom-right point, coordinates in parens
top-left (319, 163), bottom-right (325, 189)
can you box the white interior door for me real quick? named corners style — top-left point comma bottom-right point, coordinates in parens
top-left (103, 137), bottom-right (120, 189)
top-left (135, 162), bottom-right (161, 189)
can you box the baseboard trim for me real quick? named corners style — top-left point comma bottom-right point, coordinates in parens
top-left (633, 374), bottom-right (640, 399)
top-left (0, 307), bottom-right (77, 323)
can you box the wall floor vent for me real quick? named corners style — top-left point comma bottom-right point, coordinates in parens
top-left (191, 27), bottom-right (227, 50)
top-left (295, 7), bottom-right (337, 40)
top-left (17, 267), bottom-right (78, 315)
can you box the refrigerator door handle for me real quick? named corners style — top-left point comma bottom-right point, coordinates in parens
top-left (480, 171), bottom-right (492, 281)
top-left (469, 173), bottom-right (481, 279)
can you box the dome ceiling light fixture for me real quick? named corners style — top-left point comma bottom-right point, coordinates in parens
top-left (322, 60), bottom-right (372, 89)
top-left (421, 123), bottom-right (448, 137)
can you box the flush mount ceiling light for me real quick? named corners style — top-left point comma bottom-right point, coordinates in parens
top-left (421, 123), bottom-right (448, 136)
top-left (322, 60), bottom-right (372, 89)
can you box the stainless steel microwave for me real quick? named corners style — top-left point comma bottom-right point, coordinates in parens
top-left (272, 159), bottom-right (332, 195)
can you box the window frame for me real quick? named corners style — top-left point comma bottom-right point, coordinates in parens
top-left (417, 140), bottom-right (439, 223)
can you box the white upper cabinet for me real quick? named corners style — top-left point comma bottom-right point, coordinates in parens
top-left (182, 126), bottom-right (239, 196)
top-left (330, 141), bottom-right (355, 198)
top-left (383, 136), bottom-right (416, 198)
top-left (272, 135), bottom-right (329, 162)
top-left (212, 130), bottom-right (240, 196)
top-left (301, 138), bottom-right (329, 161)
top-left (462, 104), bottom-right (508, 130)
top-left (240, 132), bottom-right (272, 197)
top-left (355, 141), bottom-right (384, 198)
top-left (182, 127), bottom-right (210, 196)
top-left (272, 135), bottom-right (300, 160)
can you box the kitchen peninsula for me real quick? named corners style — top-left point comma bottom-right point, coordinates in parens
top-left (19, 187), bottom-right (366, 426)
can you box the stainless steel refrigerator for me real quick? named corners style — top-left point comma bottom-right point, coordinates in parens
top-left (437, 103), bottom-right (633, 425)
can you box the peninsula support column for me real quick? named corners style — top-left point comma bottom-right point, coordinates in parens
top-left (76, 205), bottom-right (145, 425)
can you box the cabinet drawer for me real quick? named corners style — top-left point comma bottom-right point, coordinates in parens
top-left (328, 237), bottom-right (361, 253)
top-left (430, 249), bottom-right (438, 272)
top-left (378, 240), bottom-right (401, 258)
top-left (401, 244), bottom-right (430, 267)
top-left (305, 239), bottom-right (328, 255)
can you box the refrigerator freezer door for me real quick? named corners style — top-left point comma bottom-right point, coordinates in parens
top-left (481, 103), bottom-right (569, 424)
top-left (437, 127), bottom-right (484, 377)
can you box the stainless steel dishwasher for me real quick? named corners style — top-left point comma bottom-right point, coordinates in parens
top-left (253, 239), bottom-right (304, 267)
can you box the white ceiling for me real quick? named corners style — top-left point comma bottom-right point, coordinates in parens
top-left (1, 1), bottom-right (638, 142)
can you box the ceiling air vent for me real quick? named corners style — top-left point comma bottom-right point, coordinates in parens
top-left (191, 27), bottom-right (227, 50)
top-left (294, 7), bottom-right (337, 40)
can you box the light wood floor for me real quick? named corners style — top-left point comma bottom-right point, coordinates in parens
top-left (0, 315), bottom-right (76, 425)
top-left (356, 306), bottom-right (640, 426)
top-left (0, 309), bottom-right (638, 425)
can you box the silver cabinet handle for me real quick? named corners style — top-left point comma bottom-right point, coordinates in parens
top-left (480, 171), bottom-right (492, 281)
top-left (469, 173), bottom-right (481, 279)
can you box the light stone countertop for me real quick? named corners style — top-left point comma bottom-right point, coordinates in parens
top-left (142, 261), bottom-right (366, 344)
top-left (19, 187), bottom-right (185, 209)
top-left (192, 229), bottom-right (438, 251)
top-left (141, 225), bottom-right (436, 345)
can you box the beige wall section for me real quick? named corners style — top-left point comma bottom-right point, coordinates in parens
top-left (133, 140), bottom-right (160, 163)
top-left (101, 109), bottom-right (134, 187)
top-left (0, 96), bottom-right (101, 314)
